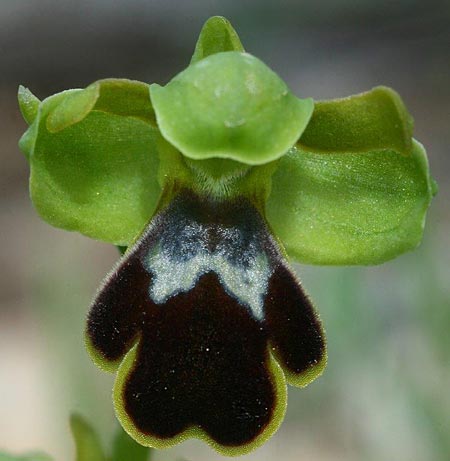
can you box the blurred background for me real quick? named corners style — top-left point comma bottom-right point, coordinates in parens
top-left (0, 1), bottom-right (449, 460)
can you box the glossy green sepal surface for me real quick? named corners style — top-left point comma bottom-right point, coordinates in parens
top-left (266, 140), bottom-right (434, 265)
top-left (150, 51), bottom-right (314, 165)
top-left (18, 79), bottom-right (161, 245)
top-left (191, 16), bottom-right (244, 64)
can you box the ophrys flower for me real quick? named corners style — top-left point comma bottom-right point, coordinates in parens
top-left (18, 16), bottom-right (435, 456)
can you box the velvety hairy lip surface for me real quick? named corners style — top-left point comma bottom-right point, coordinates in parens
top-left (266, 265), bottom-right (325, 375)
top-left (86, 189), bottom-right (325, 451)
top-left (124, 271), bottom-right (275, 445)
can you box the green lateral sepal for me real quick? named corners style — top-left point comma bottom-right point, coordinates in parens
top-left (18, 85), bottom-right (40, 125)
top-left (266, 140), bottom-right (434, 265)
top-left (19, 80), bottom-right (162, 245)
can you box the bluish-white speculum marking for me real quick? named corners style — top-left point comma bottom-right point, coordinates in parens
top-left (146, 240), bottom-right (271, 321)
top-left (139, 193), bottom-right (274, 320)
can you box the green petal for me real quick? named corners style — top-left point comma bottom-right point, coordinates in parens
top-left (70, 414), bottom-right (106, 461)
top-left (46, 84), bottom-right (99, 132)
top-left (266, 140), bottom-right (434, 265)
top-left (298, 86), bottom-right (413, 155)
top-left (47, 79), bottom-right (157, 132)
top-left (150, 51), bottom-right (314, 165)
top-left (190, 16), bottom-right (244, 64)
top-left (20, 79), bottom-right (161, 245)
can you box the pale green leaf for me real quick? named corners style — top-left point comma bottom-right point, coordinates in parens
top-left (70, 414), bottom-right (106, 461)
top-left (111, 426), bottom-right (150, 461)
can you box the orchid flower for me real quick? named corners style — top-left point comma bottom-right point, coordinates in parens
top-left (18, 16), bottom-right (435, 456)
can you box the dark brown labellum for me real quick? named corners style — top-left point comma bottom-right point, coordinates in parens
top-left (86, 189), bottom-right (325, 450)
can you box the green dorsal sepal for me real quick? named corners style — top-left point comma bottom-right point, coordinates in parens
top-left (191, 16), bottom-right (244, 64)
top-left (151, 51), bottom-right (314, 166)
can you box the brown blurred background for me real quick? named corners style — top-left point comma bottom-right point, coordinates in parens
top-left (1, 1), bottom-right (449, 460)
